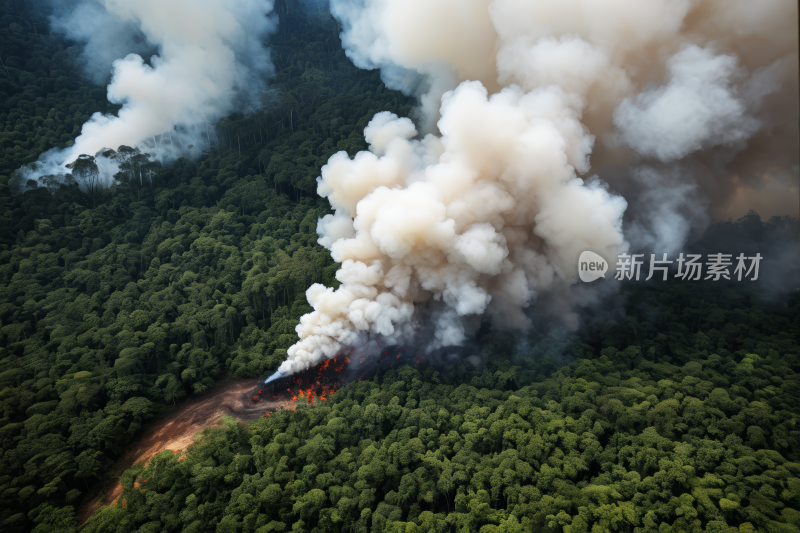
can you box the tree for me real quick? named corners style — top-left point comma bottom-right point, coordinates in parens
top-left (66, 154), bottom-right (100, 206)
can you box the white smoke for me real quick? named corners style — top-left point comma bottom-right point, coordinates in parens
top-left (266, 0), bottom-right (797, 378)
top-left (272, 82), bottom-right (627, 376)
top-left (23, 0), bottom-right (276, 183)
top-left (613, 45), bottom-right (760, 163)
top-left (621, 166), bottom-right (711, 255)
top-left (49, 0), bottom-right (155, 85)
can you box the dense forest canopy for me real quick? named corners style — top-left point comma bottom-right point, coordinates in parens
top-left (1, 1), bottom-right (799, 532)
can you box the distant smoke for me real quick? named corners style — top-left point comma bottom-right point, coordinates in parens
top-left (49, 0), bottom-right (155, 85)
top-left (19, 0), bottom-right (277, 184)
top-left (265, 0), bottom-right (797, 379)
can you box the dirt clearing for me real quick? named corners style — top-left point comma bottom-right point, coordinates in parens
top-left (77, 378), bottom-right (276, 524)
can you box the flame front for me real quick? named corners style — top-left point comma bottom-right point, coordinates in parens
top-left (255, 356), bottom-right (351, 413)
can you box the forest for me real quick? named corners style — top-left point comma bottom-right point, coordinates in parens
top-left (1, 0), bottom-right (799, 532)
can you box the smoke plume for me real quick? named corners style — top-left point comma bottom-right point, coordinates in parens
top-left (21, 0), bottom-right (276, 182)
top-left (268, 0), bottom-right (797, 379)
top-left (273, 82), bottom-right (629, 376)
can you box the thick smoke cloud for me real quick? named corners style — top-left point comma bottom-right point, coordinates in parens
top-left (330, 0), bottom-right (797, 204)
top-left (267, 0), bottom-right (797, 379)
top-left (22, 0), bottom-right (276, 182)
top-left (272, 83), bottom-right (628, 376)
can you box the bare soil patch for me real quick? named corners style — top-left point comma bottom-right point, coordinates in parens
top-left (77, 379), bottom-right (277, 524)
top-left (77, 349), bottom-right (416, 524)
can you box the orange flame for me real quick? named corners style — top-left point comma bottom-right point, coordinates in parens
top-left (256, 352), bottom-right (353, 416)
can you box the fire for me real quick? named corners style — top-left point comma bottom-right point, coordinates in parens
top-left (254, 347), bottom-right (421, 416)
top-left (253, 352), bottom-right (352, 414)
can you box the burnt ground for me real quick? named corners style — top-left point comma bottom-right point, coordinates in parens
top-left (77, 378), bottom-right (276, 524)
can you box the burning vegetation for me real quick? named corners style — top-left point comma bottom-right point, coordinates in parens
top-left (254, 347), bottom-right (426, 415)
top-left (254, 355), bottom-right (350, 413)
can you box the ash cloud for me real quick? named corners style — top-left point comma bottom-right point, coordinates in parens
top-left (20, 0), bottom-right (277, 185)
top-left (266, 0), bottom-right (797, 379)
